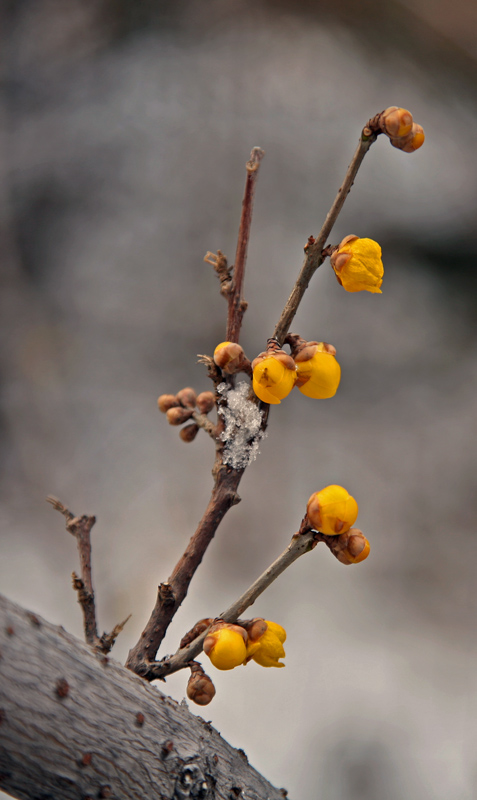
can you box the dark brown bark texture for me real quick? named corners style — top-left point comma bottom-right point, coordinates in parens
top-left (0, 594), bottom-right (287, 800)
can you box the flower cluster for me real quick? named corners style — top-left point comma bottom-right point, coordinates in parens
top-left (306, 485), bottom-right (371, 565)
top-left (330, 235), bottom-right (383, 294)
top-left (203, 618), bottom-right (286, 672)
top-left (157, 386), bottom-right (215, 442)
top-left (251, 340), bottom-right (341, 405)
top-left (380, 106), bottom-right (425, 153)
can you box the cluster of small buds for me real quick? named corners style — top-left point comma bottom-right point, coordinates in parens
top-left (203, 618), bottom-right (286, 673)
top-left (379, 106), bottom-right (425, 153)
top-left (330, 236), bottom-right (384, 294)
top-left (251, 338), bottom-right (341, 405)
top-left (157, 387), bottom-right (215, 442)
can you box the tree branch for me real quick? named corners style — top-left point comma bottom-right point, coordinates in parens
top-left (126, 464), bottom-right (245, 676)
top-left (226, 147), bottom-right (265, 343)
top-left (47, 496), bottom-right (129, 654)
top-left (146, 519), bottom-right (322, 681)
top-left (273, 127), bottom-right (378, 344)
top-left (47, 495), bottom-right (99, 648)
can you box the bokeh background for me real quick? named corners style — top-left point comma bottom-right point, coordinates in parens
top-left (2, 1), bottom-right (477, 798)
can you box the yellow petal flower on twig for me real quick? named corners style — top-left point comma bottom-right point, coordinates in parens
top-left (331, 235), bottom-right (383, 294)
top-left (307, 485), bottom-right (358, 535)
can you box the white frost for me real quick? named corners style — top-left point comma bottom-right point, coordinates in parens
top-left (217, 381), bottom-right (266, 469)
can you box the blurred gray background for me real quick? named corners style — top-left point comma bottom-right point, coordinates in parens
top-left (1, 1), bottom-right (477, 798)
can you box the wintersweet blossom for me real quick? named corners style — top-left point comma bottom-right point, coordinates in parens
top-left (213, 341), bottom-right (245, 373)
top-left (203, 624), bottom-right (247, 671)
top-left (246, 620), bottom-right (286, 668)
top-left (252, 350), bottom-right (297, 405)
top-left (331, 235), bottom-right (383, 294)
top-left (307, 485), bottom-right (358, 535)
top-left (295, 342), bottom-right (341, 399)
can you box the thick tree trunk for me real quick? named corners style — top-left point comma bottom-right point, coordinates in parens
top-left (0, 595), bottom-right (286, 800)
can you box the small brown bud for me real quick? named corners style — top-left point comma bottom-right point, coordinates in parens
top-left (213, 342), bottom-right (245, 373)
top-left (241, 618), bottom-right (267, 643)
top-left (380, 106), bottom-right (413, 139)
top-left (176, 387), bottom-right (197, 408)
top-left (166, 406), bottom-right (193, 426)
top-left (180, 618), bottom-right (214, 648)
top-left (196, 391), bottom-right (215, 414)
top-left (187, 668), bottom-right (216, 706)
top-left (157, 394), bottom-right (179, 413)
top-left (390, 123), bottom-right (425, 153)
top-left (330, 528), bottom-right (370, 565)
top-left (179, 423), bottom-right (199, 443)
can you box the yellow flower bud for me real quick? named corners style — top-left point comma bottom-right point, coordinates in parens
top-left (390, 123), bottom-right (425, 153)
top-left (330, 236), bottom-right (383, 294)
top-left (381, 106), bottom-right (413, 139)
top-left (203, 624), bottom-right (248, 671)
top-left (252, 350), bottom-right (297, 405)
top-left (213, 341), bottom-right (245, 373)
top-left (295, 342), bottom-right (341, 399)
top-left (247, 620), bottom-right (286, 668)
top-left (329, 528), bottom-right (371, 565)
top-left (307, 485), bottom-right (358, 535)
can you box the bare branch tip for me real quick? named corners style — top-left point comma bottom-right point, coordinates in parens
top-left (47, 495), bottom-right (74, 520)
top-left (247, 147), bottom-right (265, 171)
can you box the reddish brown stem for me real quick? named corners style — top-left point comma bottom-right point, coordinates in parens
top-left (125, 464), bottom-right (244, 676)
top-left (226, 147), bottom-right (264, 343)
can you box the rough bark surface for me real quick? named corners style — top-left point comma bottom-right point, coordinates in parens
top-left (0, 594), bottom-right (287, 800)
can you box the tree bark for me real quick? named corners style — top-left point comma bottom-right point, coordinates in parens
top-left (0, 594), bottom-right (287, 800)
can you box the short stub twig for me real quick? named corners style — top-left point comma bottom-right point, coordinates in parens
top-left (47, 495), bottom-right (130, 654)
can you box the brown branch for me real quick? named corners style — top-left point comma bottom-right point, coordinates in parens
top-left (226, 146), bottom-right (265, 343)
top-left (125, 463), bottom-right (245, 677)
top-left (47, 496), bottom-right (130, 654)
top-left (47, 495), bottom-right (99, 647)
top-left (273, 126), bottom-right (379, 344)
top-left (145, 517), bottom-right (318, 681)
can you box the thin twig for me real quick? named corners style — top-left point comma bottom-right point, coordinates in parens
top-left (191, 409), bottom-right (218, 439)
top-left (273, 129), bottom-right (378, 344)
top-left (47, 495), bottom-right (130, 654)
top-left (47, 496), bottom-right (99, 646)
top-left (226, 147), bottom-right (265, 343)
top-left (145, 522), bottom-right (319, 681)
